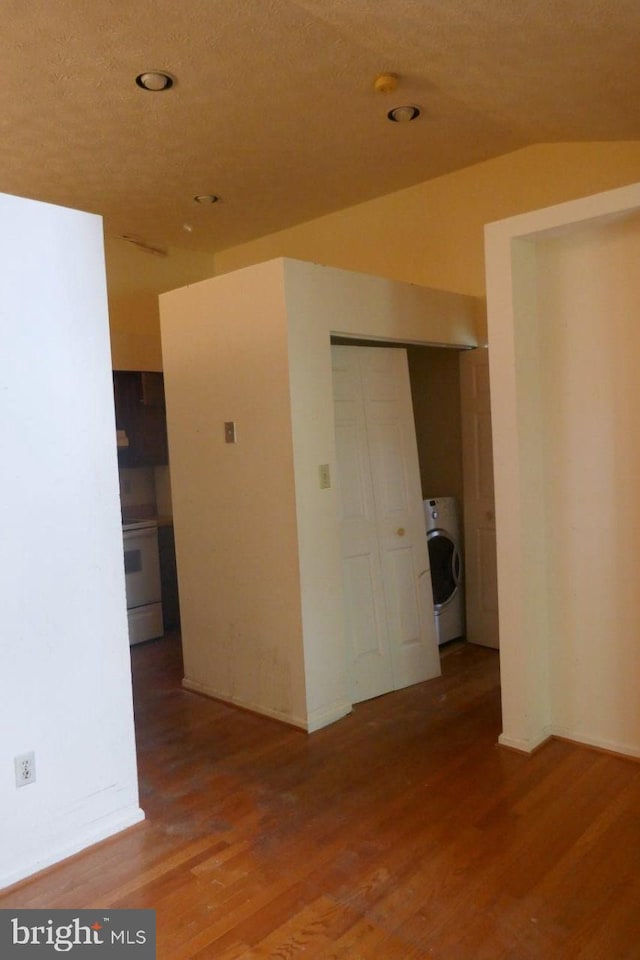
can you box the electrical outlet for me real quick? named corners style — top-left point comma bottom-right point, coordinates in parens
top-left (15, 751), bottom-right (36, 788)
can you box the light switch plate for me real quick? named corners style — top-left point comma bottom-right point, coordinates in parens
top-left (224, 421), bottom-right (237, 444)
top-left (319, 464), bottom-right (331, 489)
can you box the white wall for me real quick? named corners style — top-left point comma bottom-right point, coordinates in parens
top-left (486, 181), bottom-right (640, 756)
top-left (160, 258), bottom-right (479, 732)
top-left (0, 193), bottom-right (143, 889)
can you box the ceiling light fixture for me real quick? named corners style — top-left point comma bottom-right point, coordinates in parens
top-left (374, 72), bottom-right (399, 95)
top-left (135, 71), bottom-right (174, 92)
top-left (193, 194), bottom-right (220, 204)
top-left (387, 105), bottom-right (421, 123)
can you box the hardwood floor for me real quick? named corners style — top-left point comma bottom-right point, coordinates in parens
top-left (3, 636), bottom-right (640, 958)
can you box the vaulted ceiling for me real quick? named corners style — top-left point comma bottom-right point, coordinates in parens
top-left (2, 0), bottom-right (639, 260)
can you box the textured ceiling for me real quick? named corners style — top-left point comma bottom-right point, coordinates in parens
top-left (1, 0), bottom-right (639, 259)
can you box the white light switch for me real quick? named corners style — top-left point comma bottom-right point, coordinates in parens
top-left (224, 421), bottom-right (237, 443)
top-left (319, 464), bottom-right (331, 489)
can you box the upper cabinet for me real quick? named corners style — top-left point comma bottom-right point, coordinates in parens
top-left (114, 371), bottom-right (168, 466)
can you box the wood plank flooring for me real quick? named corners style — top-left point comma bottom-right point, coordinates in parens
top-left (3, 636), bottom-right (640, 958)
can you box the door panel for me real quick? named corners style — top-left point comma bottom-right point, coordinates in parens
top-left (334, 421), bottom-right (366, 520)
top-left (343, 555), bottom-right (387, 657)
top-left (387, 546), bottom-right (421, 643)
top-left (368, 419), bottom-right (410, 516)
top-left (333, 348), bottom-right (393, 703)
top-left (333, 345), bottom-right (441, 702)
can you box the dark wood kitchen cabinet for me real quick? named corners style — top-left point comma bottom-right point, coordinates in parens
top-left (114, 371), bottom-right (168, 466)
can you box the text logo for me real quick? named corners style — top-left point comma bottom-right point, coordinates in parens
top-left (0, 910), bottom-right (155, 957)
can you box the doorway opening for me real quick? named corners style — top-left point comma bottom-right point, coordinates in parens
top-left (330, 335), bottom-right (499, 699)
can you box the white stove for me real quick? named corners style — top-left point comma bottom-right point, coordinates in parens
top-left (123, 519), bottom-right (163, 645)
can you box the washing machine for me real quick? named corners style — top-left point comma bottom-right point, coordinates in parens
top-left (423, 497), bottom-right (465, 646)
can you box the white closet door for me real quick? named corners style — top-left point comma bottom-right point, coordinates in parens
top-left (332, 345), bottom-right (441, 704)
top-left (332, 347), bottom-right (394, 703)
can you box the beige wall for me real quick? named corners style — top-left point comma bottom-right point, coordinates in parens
top-left (108, 293), bottom-right (163, 371)
top-left (538, 215), bottom-right (640, 753)
top-left (109, 142), bottom-right (640, 370)
top-left (105, 237), bottom-right (216, 370)
top-left (160, 261), bottom-right (308, 728)
top-left (486, 181), bottom-right (640, 757)
top-left (214, 143), bottom-right (640, 311)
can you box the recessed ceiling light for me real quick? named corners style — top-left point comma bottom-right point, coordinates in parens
top-left (387, 105), bottom-right (421, 123)
top-left (135, 72), bottom-right (174, 92)
top-left (193, 194), bottom-right (220, 204)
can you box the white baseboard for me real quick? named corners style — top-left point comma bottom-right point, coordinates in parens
top-left (306, 701), bottom-right (352, 733)
top-left (499, 725), bottom-right (640, 760)
top-left (182, 677), bottom-right (309, 730)
top-left (549, 726), bottom-right (640, 760)
top-left (498, 727), bottom-right (553, 754)
top-left (182, 677), bottom-right (352, 733)
top-left (0, 806), bottom-right (145, 892)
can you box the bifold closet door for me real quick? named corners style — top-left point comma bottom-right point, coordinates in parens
top-left (332, 345), bottom-right (440, 704)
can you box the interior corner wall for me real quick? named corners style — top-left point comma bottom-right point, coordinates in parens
top-left (487, 182), bottom-right (640, 758)
top-left (536, 215), bottom-right (640, 755)
top-left (0, 193), bottom-right (142, 890)
top-left (159, 260), bottom-right (308, 728)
